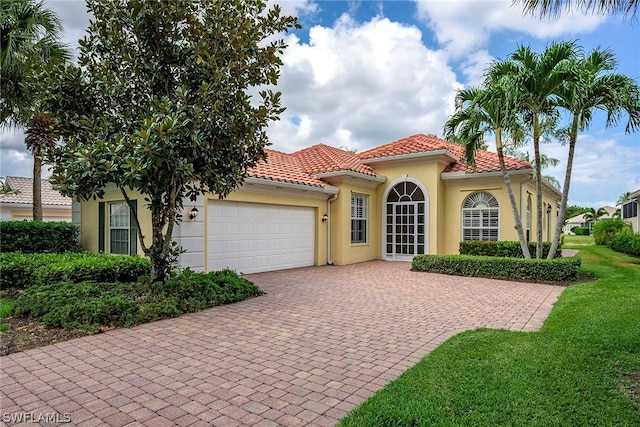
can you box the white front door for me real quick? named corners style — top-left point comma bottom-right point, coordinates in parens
top-left (385, 180), bottom-right (427, 260)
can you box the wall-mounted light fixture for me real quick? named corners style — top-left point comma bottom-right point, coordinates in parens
top-left (322, 212), bottom-right (328, 222)
top-left (189, 206), bottom-right (199, 220)
top-left (546, 204), bottom-right (552, 215)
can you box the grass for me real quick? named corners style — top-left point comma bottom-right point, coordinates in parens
top-left (564, 234), bottom-right (595, 245)
top-left (0, 299), bottom-right (16, 332)
top-left (339, 240), bottom-right (640, 426)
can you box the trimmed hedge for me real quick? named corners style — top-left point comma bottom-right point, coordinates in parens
top-left (572, 226), bottom-right (591, 236)
top-left (592, 219), bottom-right (631, 246)
top-left (0, 221), bottom-right (80, 253)
top-left (412, 254), bottom-right (582, 282)
top-left (609, 230), bottom-right (640, 257)
top-left (459, 241), bottom-right (561, 258)
top-left (13, 269), bottom-right (264, 330)
top-left (0, 252), bottom-right (150, 289)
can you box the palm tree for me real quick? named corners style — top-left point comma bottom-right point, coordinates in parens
top-left (617, 192), bottom-right (631, 205)
top-left (488, 41), bottom-right (577, 258)
top-left (514, 0), bottom-right (638, 19)
top-left (547, 48), bottom-right (640, 258)
top-left (444, 82), bottom-right (532, 258)
top-left (0, 0), bottom-right (70, 221)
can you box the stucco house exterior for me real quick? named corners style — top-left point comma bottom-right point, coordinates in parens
top-left (621, 188), bottom-right (640, 232)
top-left (75, 134), bottom-right (562, 273)
top-left (0, 176), bottom-right (72, 222)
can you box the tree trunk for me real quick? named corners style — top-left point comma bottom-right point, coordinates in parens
top-left (548, 118), bottom-right (579, 259)
top-left (32, 154), bottom-right (43, 222)
top-left (496, 129), bottom-right (531, 258)
top-left (533, 115), bottom-right (544, 258)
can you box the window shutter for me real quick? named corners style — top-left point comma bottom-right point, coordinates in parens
top-left (98, 202), bottom-right (105, 252)
top-left (129, 200), bottom-right (138, 255)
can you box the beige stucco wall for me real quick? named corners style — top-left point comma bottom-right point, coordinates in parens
top-left (80, 183), bottom-right (331, 268)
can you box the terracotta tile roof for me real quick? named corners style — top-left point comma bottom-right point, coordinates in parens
top-left (247, 149), bottom-right (326, 187)
top-left (0, 176), bottom-right (71, 206)
top-left (291, 144), bottom-right (377, 176)
top-left (359, 134), bottom-right (531, 173)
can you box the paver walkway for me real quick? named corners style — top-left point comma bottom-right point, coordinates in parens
top-left (0, 261), bottom-right (563, 426)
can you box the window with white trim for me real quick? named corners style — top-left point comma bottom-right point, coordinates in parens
top-left (351, 194), bottom-right (368, 244)
top-left (462, 192), bottom-right (499, 241)
top-left (109, 201), bottom-right (130, 254)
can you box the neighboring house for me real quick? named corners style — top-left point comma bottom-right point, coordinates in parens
top-left (621, 188), bottom-right (640, 232)
top-left (563, 206), bottom-right (618, 235)
top-left (75, 134), bottom-right (562, 273)
top-left (0, 176), bottom-right (72, 222)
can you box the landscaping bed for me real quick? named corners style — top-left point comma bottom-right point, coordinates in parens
top-left (0, 252), bottom-right (264, 356)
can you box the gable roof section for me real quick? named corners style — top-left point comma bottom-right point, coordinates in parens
top-left (359, 134), bottom-right (531, 173)
top-left (247, 149), bottom-right (326, 187)
top-left (292, 144), bottom-right (376, 176)
top-left (0, 176), bottom-right (71, 206)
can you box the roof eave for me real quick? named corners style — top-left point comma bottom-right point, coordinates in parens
top-left (441, 168), bottom-right (532, 180)
top-left (314, 170), bottom-right (386, 183)
top-left (244, 176), bottom-right (339, 195)
top-left (359, 149), bottom-right (459, 165)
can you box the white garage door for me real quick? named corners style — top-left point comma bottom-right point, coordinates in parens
top-left (207, 201), bottom-right (315, 274)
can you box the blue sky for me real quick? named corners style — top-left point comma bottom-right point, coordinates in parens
top-left (1, 0), bottom-right (638, 208)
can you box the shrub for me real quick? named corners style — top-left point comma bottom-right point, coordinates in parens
top-left (0, 221), bottom-right (80, 253)
top-left (0, 252), bottom-right (150, 289)
top-left (572, 226), bottom-right (590, 236)
top-left (12, 268), bottom-right (264, 330)
top-left (412, 254), bottom-right (582, 282)
top-left (609, 230), bottom-right (640, 257)
top-left (592, 219), bottom-right (631, 246)
top-left (14, 281), bottom-right (140, 330)
top-left (459, 241), bottom-right (561, 258)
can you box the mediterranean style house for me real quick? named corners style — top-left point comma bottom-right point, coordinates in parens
top-left (0, 176), bottom-right (72, 222)
top-left (75, 134), bottom-right (562, 273)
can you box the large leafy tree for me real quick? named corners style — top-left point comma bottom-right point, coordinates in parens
top-left (43, 0), bottom-right (299, 282)
top-left (514, 0), bottom-right (638, 18)
top-left (489, 41), bottom-right (577, 258)
top-left (0, 0), bottom-right (70, 221)
top-left (444, 82), bottom-right (532, 258)
top-left (547, 48), bottom-right (640, 258)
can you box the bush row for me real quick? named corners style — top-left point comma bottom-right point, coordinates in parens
top-left (459, 241), bottom-right (561, 258)
top-left (0, 221), bottom-right (80, 253)
top-left (412, 254), bottom-right (582, 282)
top-left (609, 230), bottom-right (640, 257)
top-left (0, 252), bottom-right (150, 289)
top-left (13, 269), bottom-right (264, 330)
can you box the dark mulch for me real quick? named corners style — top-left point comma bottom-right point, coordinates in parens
top-left (0, 317), bottom-right (96, 356)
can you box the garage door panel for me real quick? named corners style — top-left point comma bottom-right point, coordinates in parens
top-left (208, 201), bottom-right (314, 274)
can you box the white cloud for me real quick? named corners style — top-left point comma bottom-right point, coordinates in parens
top-left (413, 0), bottom-right (604, 58)
top-left (517, 135), bottom-right (640, 207)
top-left (268, 14), bottom-right (462, 152)
top-left (459, 49), bottom-right (494, 86)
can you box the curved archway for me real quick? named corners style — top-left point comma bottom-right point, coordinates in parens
top-left (383, 178), bottom-right (428, 259)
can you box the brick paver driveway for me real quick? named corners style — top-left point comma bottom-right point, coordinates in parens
top-left (1, 261), bottom-right (563, 426)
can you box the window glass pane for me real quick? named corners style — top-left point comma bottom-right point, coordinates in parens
top-left (462, 193), bottom-right (499, 242)
top-left (109, 201), bottom-right (130, 254)
top-left (351, 194), bottom-right (368, 243)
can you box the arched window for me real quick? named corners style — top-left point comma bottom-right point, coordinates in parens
top-left (462, 192), bottom-right (499, 241)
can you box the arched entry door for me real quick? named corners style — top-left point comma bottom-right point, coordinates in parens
top-left (385, 180), bottom-right (427, 259)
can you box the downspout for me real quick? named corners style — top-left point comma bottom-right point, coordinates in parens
top-left (326, 193), bottom-right (338, 265)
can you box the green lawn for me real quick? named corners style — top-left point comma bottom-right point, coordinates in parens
top-left (339, 242), bottom-right (640, 426)
top-left (564, 234), bottom-right (596, 246)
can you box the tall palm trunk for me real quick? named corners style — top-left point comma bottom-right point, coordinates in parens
top-left (497, 128), bottom-right (531, 258)
top-left (532, 113), bottom-right (544, 258)
top-left (32, 148), bottom-right (43, 221)
top-left (548, 117), bottom-right (579, 259)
